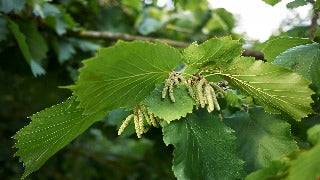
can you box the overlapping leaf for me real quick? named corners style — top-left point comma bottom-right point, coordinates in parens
top-left (13, 96), bottom-right (108, 179)
top-left (261, 37), bottom-right (312, 61)
top-left (71, 40), bottom-right (181, 114)
top-left (145, 84), bottom-right (194, 123)
top-left (182, 37), bottom-right (242, 71)
top-left (162, 110), bottom-right (244, 180)
top-left (272, 43), bottom-right (320, 89)
top-left (224, 107), bottom-right (297, 173)
top-left (213, 57), bottom-right (313, 121)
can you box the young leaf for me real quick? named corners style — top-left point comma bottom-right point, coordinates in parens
top-left (224, 107), bottom-right (297, 173)
top-left (162, 109), bottom-right (244, 180)
top-left (272, 43), bottom-right (320, 89)
top-left (145, 84), bottom-right (194, 123)
top-left (182, 37), bottom-right (242, 71)
top-left (261, 37), bottom-right (312, 62)
top-left (13, 96), bottom-right (108, 179)
top-left (213, 57), bottom-right (314, 121)
top-left (71, 40), bottom-right (181, 114)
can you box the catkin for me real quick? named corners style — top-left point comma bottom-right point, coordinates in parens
top-left (204, 84), bottom-right (214, 112)
top-left (138, 110), bottom-right (144, 135)
top-left (196, 79), bottom-right (206, 108)
top-left (185, 79), bottom-right (196, 99)
top-left (149, 113), bottom-right (159, 127)
top-left (118, 114), bottom-right (134, 135)
top-left (133, 114), bottom-right (141, 138)
top-left (140, 104), bottom-right (151, 125)
top-left (210, 86), bottom-right (220, 111)
top-left (162, 79), bottom-right (171, 99)
top-left (169, 80), bottom-right (175, 102)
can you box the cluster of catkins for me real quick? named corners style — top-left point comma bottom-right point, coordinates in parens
top-left (119, 72), bottom-right (226, 138)
top-left (118, 103), bottom-right (159, 138)
top-left (162, 72), bottom-right (221, 113)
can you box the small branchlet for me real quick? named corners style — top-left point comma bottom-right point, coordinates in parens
top-left (118, 103), bottom-right (159, 138)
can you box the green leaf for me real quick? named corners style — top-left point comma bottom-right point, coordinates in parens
top-left (272, 43), bottom-right (320, 89)
top-left (0, 0), bottom-right (25, 13)
top-left (224, 107), bottom-right (297, 173)
top-left (183, 37), bottom-right (242, 71)
top-left (214, 57), bottom-right (314, 121)
top-left (162, 110), bottom-right (244, 180)
top-left (288, 145), bottom-right (320, 180)
top-left (17, 20), bottom-right (48, 61)
top-left (72, 40), bottom-right (181, 114)
top-left (307, 125), bottom-right (320, 145)
top-left (145, 84), bottom-right (194, 123)
top-left (7, 18), bottom-right (45, 76)
top-left (261, 37), bottom-right (312, 62)
top-left (13, 96), bottom-right (108, 179)
top-left (245, 160), bottom-right (289, 180)
top-left (263, 0), bottom-right (282, 6)
top-left (315, 0), bottom-right (320, 9)
top-left (0, 16), bottom-right (9, 41)
top-left (286, 0), bottom-right (308, 8)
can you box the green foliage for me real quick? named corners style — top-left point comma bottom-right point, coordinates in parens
top-left (162, 109), bottom-right (244, 180)
top-left (0, 0), bottom-right (25, 13)
top-left (183, 37), bottom-right (242, 71)
top-left (261, 37), bottom-right (312, 62)
top-left (246, 125), bottom-right (320, 180)
top-left (224, 107), bottom-right (297, 173)
top-left (286, 0), bottom-right (308, 8)
top-left (263, 0), bottom-right (282, 6)
top-left (145, 84), bottom-right (194, 123)
top-left (71, 40), bottom-right (181, 114)
top-left (7, 18), bottom-right (45, 76)
top-left (216, 57), bottom-right (314, 121)
top-left (307, 125), bottom-right (320, 145)
top-left (272, 43), bottom-right (320, 89)
top-left (13, 96), bottom-right (108, 178)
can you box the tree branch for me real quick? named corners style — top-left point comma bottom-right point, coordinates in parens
top-left (68, 30), bottom-right (264, 60)
top-left (68, 30), bottom-right (190, 47)
top-left (309, 0), bottom-right (319, 39)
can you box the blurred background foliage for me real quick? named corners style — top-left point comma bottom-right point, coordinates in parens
top-left (0, 0), bottom-right (318, 179)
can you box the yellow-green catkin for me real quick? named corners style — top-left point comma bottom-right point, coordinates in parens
top-left (162, 79), bottom-right (171, 99)
top-left (168, 80), bottom-right (175, 102)
top-left (140, 104), bottom-right (151, 125)
top-left (118, 114), bottom-right (134, 135)
top-left (204, 84), bottom-right (214, 112)
top-left (196, 79), bottom-right (206, 108)
top-left (149, 113), bottom-right (159, 127)
top-left (138, 109), bottom-right (144, 135)
top-left (210, 86), bottom-right (220, 111)
top-left (133, 114), bottom-right (141, 138)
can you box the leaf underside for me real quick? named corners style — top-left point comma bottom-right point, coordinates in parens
top-left (216, 57), bottom-right (314, 121)
top-left (272, 43), bottom-right (320, 89)
top-left (162, 109), bottom-right (244, 180)
top-left (13, 96), bottom-right (108, 179)
top-left (71, 40), bottom-right (181, 114)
